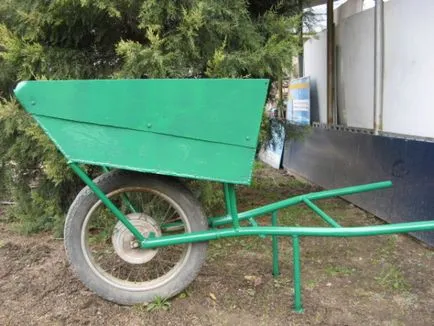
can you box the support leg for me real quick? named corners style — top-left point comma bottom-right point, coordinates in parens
top-left (271, 211), bottom-right (280, 277)
top-left (292, 235), bottom-right (303, 313)
top-left (223, 183), bottom-right (232, 216)
top-left (224, 183), bottom-right (240, 228)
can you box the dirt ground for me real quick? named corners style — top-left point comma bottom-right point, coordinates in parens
top-left (1, 164), bottom-right (433, 326)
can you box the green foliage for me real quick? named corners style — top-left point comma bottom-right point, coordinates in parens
top-left (259, 115), bottom-right (312, 153)
top-left (0, 0), bottom-right (305, 234)
top-left (115, 0), bottom-right (300, 79)
top-left (188, 180), bottom-right (224, 215)
top-left (146, 296), bottom-right (171, 312)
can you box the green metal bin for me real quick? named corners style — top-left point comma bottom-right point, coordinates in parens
top-left (14, 79), bottom-right (269, 184)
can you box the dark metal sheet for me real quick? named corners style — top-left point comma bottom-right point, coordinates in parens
top-left (283, 127), bottom-right (434, 247)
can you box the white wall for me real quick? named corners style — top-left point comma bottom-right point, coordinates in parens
top-left (304, 30), bottom-right (327, 123)
top-left (382, 0), bottom-right (434, 138)
top-left (336, 8), bottom-right (374, 128)
top-left (304, 0), bottom-right (434, 139)
top-left (334, 0), bottom-right (363, 24)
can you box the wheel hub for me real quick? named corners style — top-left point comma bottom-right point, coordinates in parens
top-left (112, 213), bottom-right (161, 264)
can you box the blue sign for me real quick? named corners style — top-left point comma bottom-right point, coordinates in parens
top-left (287, 77), bottom-right (310, 125)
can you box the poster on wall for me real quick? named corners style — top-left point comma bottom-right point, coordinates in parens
top-left (287, 76), bottom-right (311, 125)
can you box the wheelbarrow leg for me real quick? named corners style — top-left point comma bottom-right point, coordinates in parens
top-left (292, 235), bottom-right (303, 313)
top-left (223, 183), bottom-right (240, 228)
top-left (223, 183), bottom-right (261, 229)
top-left (271, 211), bottom-right (280, 277)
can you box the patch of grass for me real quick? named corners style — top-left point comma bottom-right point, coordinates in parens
top-left (253, 160), bottom-right (267, 170)
top-left (317, 199), bottom-right (349, 210)
top-left (238, 237), bottom-right (269, 251)
top-left (373, 235), bottom-right (398, 264)
top-left (306, 279), bottom-right (318, 290)
top-left (278, 207), bottom-right (306, 226)
top-left (273, 277), bottom-right (291, 288)
top-left (381, 235), bottom-right (398, 255)
top-left (325, 265), bottom-right (355, 277)
top-left (375, 265), bottom-right (410, 292)
top-left (207, 236), bottom-right (270, 262)
top-left (207, 240), bottom-right (233, 261)
top-left (145, 296), bottom-right (171, 312)
top-left (133, 297), bottom-right (172, 313)
top-left (250, 161), bottom-right (306, 191)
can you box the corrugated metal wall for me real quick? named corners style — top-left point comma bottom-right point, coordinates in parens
top-left (304, 0), bottom-right (434, 138)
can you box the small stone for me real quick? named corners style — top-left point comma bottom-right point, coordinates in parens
top-left (254, 277), bottom-right (263, 287)
top-left (244, 275), bottom-right (256, 281)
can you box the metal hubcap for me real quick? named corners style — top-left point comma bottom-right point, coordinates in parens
top-left (112, 213), bottom-right (161, 264)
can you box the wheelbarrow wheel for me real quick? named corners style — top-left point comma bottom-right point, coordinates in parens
top-left (64, 169), bottom-right (208, 305)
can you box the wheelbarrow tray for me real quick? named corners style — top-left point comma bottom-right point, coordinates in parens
top-left (14, 79), bottom-right (269, 184)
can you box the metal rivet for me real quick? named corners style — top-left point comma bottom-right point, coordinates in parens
top-left (246, 136), bottom-right (250, 141)
top-left (31, 101), bottom-right (36, 106)
top-left (147, 123), bottom-right (152, 128)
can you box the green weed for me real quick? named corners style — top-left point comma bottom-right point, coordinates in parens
top-left (325, 265), bottom-right (355, 277)
top-left (306, 279), bottom-right (318, 290)
top-left (372, 235), bottom-right (398, 264)
top-left (146, 296), bottom-right (171, 312)
top-left (375, 265), bottom-right (410, 291)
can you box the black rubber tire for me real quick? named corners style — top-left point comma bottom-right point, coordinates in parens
top-left (64, 169), bottom-right (208, 305)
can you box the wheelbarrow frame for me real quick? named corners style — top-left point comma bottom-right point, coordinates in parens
top-left (70, 162), bottom-right (434, 313)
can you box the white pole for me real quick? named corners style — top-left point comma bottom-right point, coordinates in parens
top-left (373, 0), bottom-right (384, 134)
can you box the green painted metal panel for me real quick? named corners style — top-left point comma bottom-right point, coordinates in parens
top-left (33, 113), bottom-right (256, 184)
top-left (14, 79), bottom-right (269, 148)
top-left (14, 79), bottom-right (269, 184)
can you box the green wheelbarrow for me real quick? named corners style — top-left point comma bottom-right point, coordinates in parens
top-left (14, 79), bottom-right (434, 312)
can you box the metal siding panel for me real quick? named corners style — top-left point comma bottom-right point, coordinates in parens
top-left (283, 128), bottom-right (434, 247)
